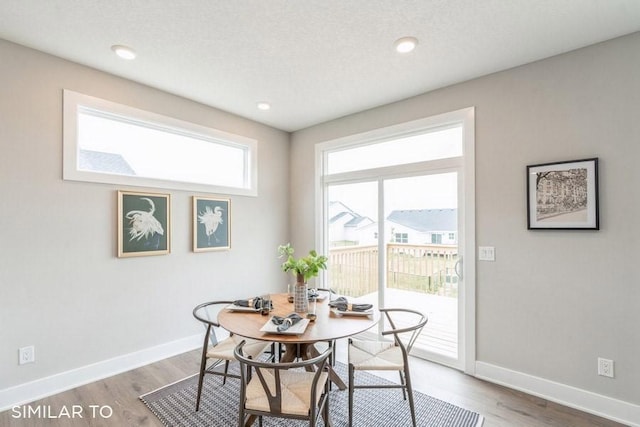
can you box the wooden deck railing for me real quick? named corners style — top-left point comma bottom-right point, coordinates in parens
top-left (328, 243), bottom-right (459, 298)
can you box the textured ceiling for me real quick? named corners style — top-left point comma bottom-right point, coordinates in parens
top-left (1, 0), bottom-right (639, 132)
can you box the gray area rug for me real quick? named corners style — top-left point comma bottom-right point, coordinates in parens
top-left (140, 361), bottom-right (483, 427)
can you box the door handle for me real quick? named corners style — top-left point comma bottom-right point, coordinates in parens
top-left (454, 257), bottom-right (463, 280)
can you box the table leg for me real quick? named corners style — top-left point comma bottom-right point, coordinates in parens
top-left (281, 343), bottom-right (346, 391)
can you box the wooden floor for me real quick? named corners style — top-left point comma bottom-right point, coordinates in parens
top-left (0, 341), bottom-right (627, 427)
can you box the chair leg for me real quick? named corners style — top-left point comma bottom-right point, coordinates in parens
top-left (329, 340), bottom-right (336, 366)
top-left (399, 371), bottom-right (407, 400)
top-left (348, 363), bottom-right (355, 427)
top-left (222, 360), bottom-right (230, 385)
top-left (404, 366), bottom-right (417, 427)
top-left (195, 356), bottom-right (207, 411)
top-left (310, 408), bottom-right (316, 427)
top-left (323, 384), bottom-right (331, 426)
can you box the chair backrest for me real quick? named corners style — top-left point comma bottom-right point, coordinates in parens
top-left (234, 340), bottom-right (332, 415)
top-left (193, 300), bottom-right (234, 347)
top-left (380, 308), bottom-right (428, 354)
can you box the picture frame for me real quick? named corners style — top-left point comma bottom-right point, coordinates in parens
top-left (118, 190), bottom-right (171, 257)
top-left (527, 158), bottom-right (599, 230)
top-left (193, 196), bottom-right (231, 251)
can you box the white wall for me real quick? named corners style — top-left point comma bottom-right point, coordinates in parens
top-left (0, 40), bottom-right (290, 404)
top-left (290, 32), bottom-right (640, 420)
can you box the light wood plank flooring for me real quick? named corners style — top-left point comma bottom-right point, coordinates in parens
top-left (0, 341), bottom-right (627, 427)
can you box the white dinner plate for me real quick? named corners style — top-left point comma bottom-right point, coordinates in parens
top-left (331, 308), bottom-right (374, 317)
top-left (225, 303), bottom-right (260, 312)
top-left (260, 317), bottom-right (310, 335)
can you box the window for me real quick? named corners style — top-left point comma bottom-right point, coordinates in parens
top-left (326, 125), bottom-right (462, 175)
top-left (431, 233), bottom-right (443, 244)
top-left (394, 233), bottom-right (409, 243)
top-left (63, 90), bottom-right (258, 196)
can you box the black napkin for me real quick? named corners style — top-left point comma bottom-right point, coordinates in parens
top-left (329, 297), bottom-right (373, 312)
top-left (233, 297), bottom-right (271, 310)
top-left (271, 313), bottom-right (303, 332)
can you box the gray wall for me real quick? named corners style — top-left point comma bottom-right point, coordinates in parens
top-left (291, 33), bottom-right (640, 406)
top-left (0, 40), bottom-right (290, 390)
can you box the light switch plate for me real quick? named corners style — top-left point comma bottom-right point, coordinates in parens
top-left (478, 246), bottom-right (495, 261)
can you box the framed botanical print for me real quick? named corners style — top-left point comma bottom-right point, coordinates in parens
top-left (527, 158), bottom-right (599, 230)
top-left (193, 196), bottom-right (230, 251)
top-left (118, 190), bottom-right (171, 257)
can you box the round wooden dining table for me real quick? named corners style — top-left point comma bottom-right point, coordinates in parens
top-left (218, 292), bottom-right (380, 390)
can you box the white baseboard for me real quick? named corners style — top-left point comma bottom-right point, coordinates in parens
top-left (0, 334), bottom-right (201, 412)
top-left (475, 361), bottom-right (640, 427)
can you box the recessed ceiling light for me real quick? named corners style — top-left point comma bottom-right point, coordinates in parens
top-left (394, 37), bottom-right (418, 53)
top-left (257, 102), bottom-right (271, 111)
top-left (111, 45), bottom-right (136, 60)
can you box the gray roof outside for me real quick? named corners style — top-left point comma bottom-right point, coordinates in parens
top-left (79, 149), bottom-right (136, 175)
top-left (329, 210), bottom-right (373, 228)
top-left (344, 215), bottom-right (372, 227)
top-left (387, 209), bottom-right (457, 232)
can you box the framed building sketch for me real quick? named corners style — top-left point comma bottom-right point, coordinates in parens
top-left (527, 158), bottom-right (599, 230)
top-left (118, 190), bottom-right (171, 257)
top-left (193, 196), bottom-right (230, 251)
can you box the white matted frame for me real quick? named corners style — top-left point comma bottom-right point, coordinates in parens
top-left (527, 158), bottom-right (599, 230)
top-left (118, 190), bottom-right (171, 257)
top-left (193, 196), bottom-right (231, 252)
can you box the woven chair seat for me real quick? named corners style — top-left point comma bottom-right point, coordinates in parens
top-left (349, 339), bottom-right (403, 371)
top-left (245, 369), bottom-right (329, 416)
top-left (206, 335), bottom-right (269, 360)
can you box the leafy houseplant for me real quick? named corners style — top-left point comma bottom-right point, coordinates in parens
top-left (278, 243), bottom-right (328, 283)
top-left (278, 243), bottom-right (328, 312)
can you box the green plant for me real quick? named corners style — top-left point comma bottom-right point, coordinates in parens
top-left (278, 243), bottom-right (327, 283)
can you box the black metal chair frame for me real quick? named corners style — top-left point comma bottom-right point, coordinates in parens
top-left (192, 300), bottom-right (237, 411)
top-left (192, 300), bottom-right (273, 411)
top-left (235, 340), bottom-right (332, 427)
top-left (347, 307), bottom-right (428, 427)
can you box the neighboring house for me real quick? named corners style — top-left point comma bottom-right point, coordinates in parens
top-left (328, 201), bottom-right (375, 245)
top-left (386, 209), bottom-right (457, 245)
top-left (330, 202), bottom-right (457, 246)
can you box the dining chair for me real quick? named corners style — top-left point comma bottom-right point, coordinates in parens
top-left (234, 340), bottom-right (332, 427)
top-left (347, 308), bottom-right (428, 427)
top-left (192, 301), bottom-right (272, 412)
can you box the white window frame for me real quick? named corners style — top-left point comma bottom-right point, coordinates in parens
top-left (315, 107), bottom-right (476, 374)
top-left (63, 90), bottom-right (258, 196)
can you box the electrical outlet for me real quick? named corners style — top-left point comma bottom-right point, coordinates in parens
top-left (598, 357), bottom-right (614, 378)
top-left (19, 346), bottom-right (35, 365)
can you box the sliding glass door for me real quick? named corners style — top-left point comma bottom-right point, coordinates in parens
top-left (318, 108), bottom-right (474, 370)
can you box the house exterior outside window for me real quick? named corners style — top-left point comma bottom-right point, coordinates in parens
top-left (394, 233), bottom-right (409, 243)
